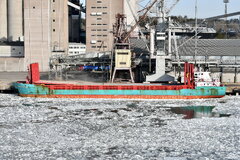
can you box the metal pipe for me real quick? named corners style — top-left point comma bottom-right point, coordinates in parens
top-left (184, 62), bottom-right (187, 85)
top-left (168, 17), bottom-right (172, 54)
top-left (67, 1), bottom-right (81, 10)
top-left (150, 28), bottom-right (155, 58)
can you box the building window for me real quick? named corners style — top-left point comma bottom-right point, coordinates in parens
top-left (53, 29), bottom-right (55, 32)
top-left (53, 19), bottom-right (55, 22)
top-left (33, 6), bottom-right (35, 9)
top-left (53, 0), bottom-right (55, 2)
top-left (97, 1), bottom-right (102, 3)
top-left (91, 12), bottom-right (97, 16)
top-left (91, 40), bottom-right (97, 44)
top-left (53, 10), bottom-right (55, 12)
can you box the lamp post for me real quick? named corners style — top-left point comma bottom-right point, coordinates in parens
top-left (194, 0), bottom-right (198, 65)
top-left (224, 0), bottom-right (229, 38)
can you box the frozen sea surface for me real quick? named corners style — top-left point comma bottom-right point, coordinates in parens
top-left (0, 94), bottom-right (240, 159)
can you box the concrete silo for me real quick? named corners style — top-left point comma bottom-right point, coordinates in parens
top-left (7, 0), bottom-right (23, 41)
top-left (0, 0), bottom-right (8, 41)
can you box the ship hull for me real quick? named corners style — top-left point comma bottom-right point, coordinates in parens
top-left (13, 82), bottom-right (226, 99)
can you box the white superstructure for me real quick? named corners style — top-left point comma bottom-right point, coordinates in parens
top-left (194, 72), bottom-right (221, 87)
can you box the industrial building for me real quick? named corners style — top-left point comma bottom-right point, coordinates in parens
top-left (86, 0), bottom-right (124, 52)
top-left (175, 39), bottom-right (240, 83)
top-left (24, 0), bottom-right (68, 71)
top-left (130, 38), bottom-right (240, 83)
top-left (68, 43), bottom-right (86, 56)
top-left (0, 0), bottom-right (138, 71)
top-left (86, 0), bottom-right (138, 52)
top-left (0, 0), bottom-right (68, 71)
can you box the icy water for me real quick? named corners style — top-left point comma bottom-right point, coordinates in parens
top-left (0, 94), bottom-right (240, 159)
top-left (170, 106), bottom-right (232, 119)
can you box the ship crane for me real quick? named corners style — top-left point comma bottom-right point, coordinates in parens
top-left (111, 0), bottom-right (158, 82)
top-left (113, 0), bottom-right (182, 82)
top-left (119, 0), bottom-right (158, 43)
top-left (165, 0), bottom-right (180, 15)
